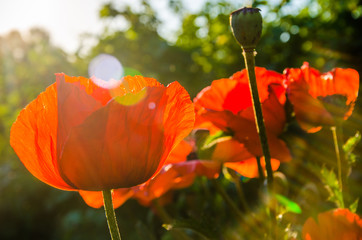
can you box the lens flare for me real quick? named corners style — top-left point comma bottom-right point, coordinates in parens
top-left (148, 102), bottom-right (156, 110)
top-left (88, 54), bottom-right (124, 89)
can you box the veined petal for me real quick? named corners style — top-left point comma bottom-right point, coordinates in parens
top-left (59, 86), bottom-right (168, 190)
top-left (161, 81), bottom-right (195, 164)
top-left (10, 84), bottom-right (73, 190)
top-left (56, 74), bottom-right (104, 161)
top-left (59, 81), bottom-right (194, 191)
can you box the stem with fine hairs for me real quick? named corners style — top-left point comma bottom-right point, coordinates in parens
top-left (103, 190), bottom-right (122, 240)
top-left (242, 49), bottom-right (273, 186)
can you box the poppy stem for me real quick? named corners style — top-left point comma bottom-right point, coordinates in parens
top-left (242, 49), bottom-right (273, 186)
top-left (212, 179), bottom-right (243, 220)
top-left (331, 126), bottom-right (345, 208)
top-left (233, 178), bottom-right (251, 212)
top-left (152, 198), bottom-right (173, 224)
top-left (102, 190), bottom-right (122, 240)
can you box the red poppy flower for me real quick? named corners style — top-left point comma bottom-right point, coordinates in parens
top-left (80, 141), bottom-right (219, 208)
top-left (10, 73), bottom-right (194, 191)
top-left (194, 67), bottom-right (291, 178)
top-left (284, 62), bottom-right (359, 132)
top-left (302, 208), bottom-right (362, 240)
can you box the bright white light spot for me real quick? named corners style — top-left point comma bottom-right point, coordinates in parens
top-left (89, 54), bottom-right (124, 89)
top-left (148, 102), bottom-right (156, 110)
top-left (163, 164), bottom-right (172, 172)
top-left (280, 32), bottom-right (290, 43)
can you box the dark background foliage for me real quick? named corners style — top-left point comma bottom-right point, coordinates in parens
top-left (0, 0), bottom-right (361, 239)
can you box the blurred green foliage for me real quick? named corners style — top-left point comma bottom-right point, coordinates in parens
top-left (0, 0), bottom-right (362, 239)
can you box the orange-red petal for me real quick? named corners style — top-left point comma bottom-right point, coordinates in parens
top-left (302, 208), bottom-right (362, 240)
top-left (79, 189), bottom-right (134, 209)
top-left (165, 140), bottom-right (193, 164)
top-left (284, 62), bottom-right (359, 132)
top-left (10, 84), bottom-right (73, 190)
top-left (133, 160), bottom-right (220, 206)
top-left (225, 158), bottom-right (280, 178)
top-left (59, 82), bottom-right (194, 190)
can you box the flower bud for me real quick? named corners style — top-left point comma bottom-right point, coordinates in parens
top-left (230, 7), bottom-right (262, 50)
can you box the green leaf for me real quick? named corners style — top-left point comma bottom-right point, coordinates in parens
top-left (349, 198), bottom-right (359, 213)
top-left (123, 67), bottom-right (142, 76)
top-left (343, 131), bottom-right (361, 165)
top-left (274, 194), bottom-right (302, 214)
top-left (320, 167), bottom-right (344, 207)
top-left (343, 131), bottom-right (361, 153)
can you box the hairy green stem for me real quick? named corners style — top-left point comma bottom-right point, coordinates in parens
top-left (331, 126), bottom-right (345, 208)
top-left (103, 190), bottom-right (122, 240)
top-left (242, 49), bottom-right (273, 185)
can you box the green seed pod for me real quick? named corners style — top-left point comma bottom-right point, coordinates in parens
top-left (230, 7), bottom-right (262, 50)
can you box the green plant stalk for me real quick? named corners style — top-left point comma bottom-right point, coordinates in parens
top-left (152, 198), bottom-right (173, 224)
top-left (331, 126), bottom-right (345, 208)
top-left (233, 178), bottom-right (251, 212)
top-left (103, 190), bottom-right (122, 240)
top-left (242, 49), bottom-right (273, 185)
top-left (212, 179), bottom-right (243, 220)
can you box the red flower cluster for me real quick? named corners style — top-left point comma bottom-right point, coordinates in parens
top-left (194, 67), bottom-right (291, 178)
top-left (284, 62), bottom-right (359, 132)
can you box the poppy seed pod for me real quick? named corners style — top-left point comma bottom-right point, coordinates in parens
top-left (230, 7), bottom-right (262, 50)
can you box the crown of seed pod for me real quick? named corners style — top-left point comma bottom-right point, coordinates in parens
top-left (230, 7), bottom-right (262, 50)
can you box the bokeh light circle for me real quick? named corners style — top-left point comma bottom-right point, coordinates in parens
top-left (88, 54), bottom-right (124, 89)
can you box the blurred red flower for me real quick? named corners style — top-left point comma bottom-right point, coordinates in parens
top-left (194, 68), bottom-right (291, 178)
top-left (284, 62), bottom-right (359, 132)
top-left (302, 208), bottom-right (362, 240)
top-left (10, 73), bottom-right (194, 191)
top-left (80, 140), bottom-right (220, 208)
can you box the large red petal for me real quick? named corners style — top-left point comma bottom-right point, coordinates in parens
top-left (59, 81), bottom-right (194, 191)
top-left (10, 84), bottom-right (73, 190)
top-left (161, 81), bottom-right (195, 166)
top-left (59, 86), bottom-right (168, 190)
top-left (56, 74), bottom-right (104, 161)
